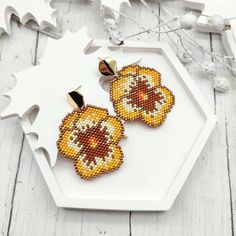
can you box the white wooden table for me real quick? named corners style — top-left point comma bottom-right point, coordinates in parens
top-left (0, 0), bottom-right (235, 235)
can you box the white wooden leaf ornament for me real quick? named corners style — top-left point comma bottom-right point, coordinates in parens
top-left (0, 27), bottom-right (139, 167)
top-left (0, 0), bottom-right (56, 35)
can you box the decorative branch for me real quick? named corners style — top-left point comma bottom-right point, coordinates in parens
top-left (89, 0), bottom-right (234, 92)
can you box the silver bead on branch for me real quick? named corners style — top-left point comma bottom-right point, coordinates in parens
top-left (213, 76), bottom-right (230, 92)
top-left (179, 12), bottom-right (197, 30)
top-left (103, 17), bottom-right (124, 45)
top-left (203, 61), bottom-right (216, 75)
top-left (208, 15), bottom-right (225, 32)
top-left (109, 30), bottom-right (124, 45)
top-left (177, 40), bottom-right (193, 63)
top-left (103, 18), bottom-right (117, 31)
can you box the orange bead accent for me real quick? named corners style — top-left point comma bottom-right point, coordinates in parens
top-left (110, 65), bottom-right (175, 127)
top-left (57, 105), bottom-right (124, 180)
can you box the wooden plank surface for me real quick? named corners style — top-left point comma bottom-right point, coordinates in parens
top-left (0, 21), bottom-right (39, 236)
top-left (0, 0), bottom-right (235, 235)
top-left (131, 1), bottom-right (232, 236)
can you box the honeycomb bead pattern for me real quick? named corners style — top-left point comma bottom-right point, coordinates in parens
top-left (57, 105), bottom-right (124, 180)
top-left (110, 65), bottom-right (175, 127)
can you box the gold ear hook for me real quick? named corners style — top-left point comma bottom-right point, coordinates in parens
top-left (98, 57), bottom-right (118, 76)
top-left (67, 86), bottom-right (85, 109)
top-left (75, 85), bottom-right (82, 92)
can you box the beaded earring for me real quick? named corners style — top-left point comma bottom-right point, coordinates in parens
top-left (57, 87), bottom-right (125, 180)
top-left (98, 58), bottom-right (175, 128)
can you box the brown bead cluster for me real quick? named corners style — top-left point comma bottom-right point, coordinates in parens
top-left (57, 105), bottom-right (124, 180)
top-left (110, 65), bottom-right (175, 127)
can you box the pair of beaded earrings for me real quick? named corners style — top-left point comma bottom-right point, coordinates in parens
top-left (57, 58), bottom-right (175, 180)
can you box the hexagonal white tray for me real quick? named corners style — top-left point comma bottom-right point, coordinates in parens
top-left (19, 39), bottom-right (216, 211)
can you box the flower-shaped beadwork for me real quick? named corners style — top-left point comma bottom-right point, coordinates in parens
top-left (57, 105), bottom-right (124, 180)
top-left (110, 65), bottom-right (175, 127)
